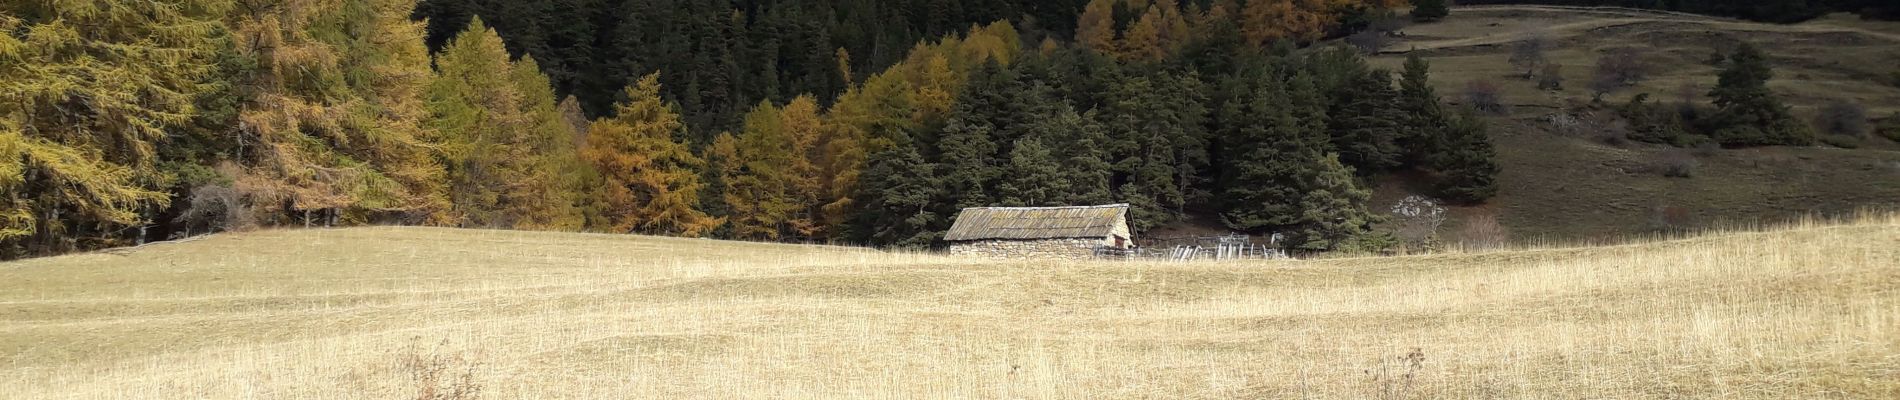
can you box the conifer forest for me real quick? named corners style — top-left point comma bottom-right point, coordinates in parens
top-left (2, 0), bottom-right (1854, 258)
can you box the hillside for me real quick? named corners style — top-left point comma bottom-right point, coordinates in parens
top-left (3, 216), bottom-right (1896, 398)
top-left (1365, 5), bottom-right (1900, 242)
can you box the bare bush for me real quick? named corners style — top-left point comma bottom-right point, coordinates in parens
top-left (1347, 30), bottom-right (1391, 53)
top-left (401, 339), bottom-right (485, 400)
top-left (1464, 79), bottom-right (1505, 114)
top-left (1590, 48), bottom-right (1651, 101)
top-left (1389, 196), bottom-right (1447, 251)
top-left (1458, 213), bottom-right (1510, 250)
top-left (1648, 205), bottom-right (1693, 233)
top-left (1537, 64), bottom-right (1564, 90)
top-left (1813, 98), bottom-right (1869, 138)
top-left (174, 184), bottom-right (255, 237)
top-left (1509, 34), bottom-right (1552, 80)
top-left (1655, 149), bottom-right (1697, 178)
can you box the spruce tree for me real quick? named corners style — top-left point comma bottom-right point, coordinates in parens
top-left (1397, 54), bottom-right (1451, 168)
top-left (1431, 109), bottom-right (1501, 204)
top-left (854, 133), bottom-right (944, 249)
top-left (1329, 69), bottom-right (1405, 174)
top-left (1217, 72), bottom-right (1308, 232)
top-left (997, 138), bottom-right (1070, 206)
top-left (1292, 153), bottom-right (1383, 251)
top-left (1709, 43), bottom-right (1812, 147)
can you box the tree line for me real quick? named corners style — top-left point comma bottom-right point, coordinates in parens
top-left (3, 0), bottom-right (1494, 258)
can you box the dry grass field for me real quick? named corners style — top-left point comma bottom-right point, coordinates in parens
top-left (2, 213), bottom-right (1896, 399)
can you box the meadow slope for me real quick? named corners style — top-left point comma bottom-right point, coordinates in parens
top-left (1358, 5), bottom-right (1900, 244)
top-left (2, 216), bottom-right (1897, 399)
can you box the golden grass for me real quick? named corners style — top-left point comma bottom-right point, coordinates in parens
top-left (2, 215), bottom-right (1896, 399)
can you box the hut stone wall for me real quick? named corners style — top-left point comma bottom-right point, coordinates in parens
top-left (947, 238), bottom-right (1101, 260)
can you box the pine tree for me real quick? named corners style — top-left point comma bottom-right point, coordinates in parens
top-left (1709, 43), bottom-right (1813, 147)
top-left (936, 109), bottom-right (1001, 209)
top-left (581, 74), bottom-right (722, 236)
top-left (1431, 109), bottom-right (1501, 204)
top-left (1097, 70), bottom-right (1208, 231)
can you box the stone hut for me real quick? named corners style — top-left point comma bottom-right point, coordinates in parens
top-left (943, 204), bottom-right (1133, 259)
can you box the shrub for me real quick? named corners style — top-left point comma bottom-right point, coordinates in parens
top-left (1458, 213), bottom-right (1510, 250)
top-left (1347, 30), bottom-right (1390, 53)
top-left (1648, 205), bottom-right (1693, 233)
top-left (1819, 134), bottom-right (1862, 149)
top-left (1412, 0), bottom-right (1450, 22)
top-left (1813, 99), bottom-right (1870, 137)
top-left (1618, 93), bottom-right (1690, 146)
top-left (1655, 149), bottom-right (1697, 178)
top-left (1880, 112), bottom-right (1900, 142)
top-left (1464, 79), bottom-right (1504, 114)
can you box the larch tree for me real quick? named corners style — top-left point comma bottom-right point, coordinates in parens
top-left (0, 0), bottom-right (230, 253)
top-left (721, 101), bottom-right (801, 241)
top-left (343, 0), bottom-right (454, 224)
top-left (581, 74), bottom-right (722, 236)
top-left (1241, 0), bottom-right (1328, 46)
top-left (505, 55), bottom-right (587, 231)
top-left (426, 18), bottom-right (540, 228)
top-left (1121, 6), bottom-right (1168, 63)
top-left (1077, 0), bottom-right (1120, 56)
top-left (778, 95), bottom-right (827, 239)
top-left (230, 0), bottom-right (382, 225)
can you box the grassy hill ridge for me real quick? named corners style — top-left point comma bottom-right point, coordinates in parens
top-left (2, 214), bottom-right (1894, 398)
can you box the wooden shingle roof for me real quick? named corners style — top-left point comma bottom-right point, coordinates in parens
top-left (942, 204), bottom-right (1128, 241)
